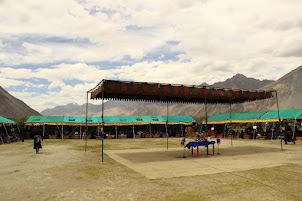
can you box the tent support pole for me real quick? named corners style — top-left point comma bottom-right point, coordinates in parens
top-left (271, 122), bottom-right (274, 140)
top-left (181, 124), bottom-right (183, 137)
top-left (115, 125), bottom-right (117, 139)
top-left (204, 87), bottom-right (209, 156)
top-left (85, 91), bottom-right (88, 151)
top-left (43, 124), bottom-right (45, 139)
top-left (3, 123), bottom-right (9, 137)
top-left (149, 123), bottom-right (151, 137)
top-left (101, 82), bottom-right (104, 164)
top-left (223, 123), bottom-right (227, 138)
top-left (16, 124), bottom-right (20, 134)
top-left (80, 125), bottom-right (82, 139)
top-left (0, 126), bottom-right (3, 143)
top-left (166, 102), bottom-right (169, 150)
top-left (205, 87), bottom-right (208, 135)
top-left (133, 125), bottom-right (135, 139)
top-left (230, 101), bottom-right (233, 146)
top-left (275, 91), bottom-right (282, 151)
top-left (61, 125), bottom-right (64, 140)
top-left (292, 118), bottom-right (296, 141)
top-left (292, 112), bottom-right (302, 141)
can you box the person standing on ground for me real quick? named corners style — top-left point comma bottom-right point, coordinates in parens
top-left (32, 125), bottom-right (43, 154)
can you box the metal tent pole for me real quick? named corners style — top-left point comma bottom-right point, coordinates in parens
top-left (85, 91), bottom-right (88, 151)
top-left (166, 102), bottom-right (169, 150)
top-left (61, 125), bottom-right (64, 140)
top-left (80, 125), bottom-right (82, 139)
top-left (101, 82), bottom-right (104, 163)
top-left (133, 125), bottom-right (135, 139)
top-left (115, 125), bottom-right (117, 139)
top-left (181, 124), bottom-right (184, 137)
top-left (16, 124), bottom-right (20, 134)
top-left (271, 122), bottom-right (274, 140)
top-left (149, 123), bottom-right (151, 137)
top-left (205, 87), bottom-right (208, 135)
top-left (204, 87), bottom-right (209, 156)
top-left (292, 118), bottom-right (296, 141)
top-left (275, 91), bottom-right (282, 151)
top-left (3, 123), bottom-right (9, 137)
top-left (43, 124), bottom-right (45, 138)
top-left (230, 101), bottom-right (233, 146)
top-left (292, 112), bottom-right (302, 141)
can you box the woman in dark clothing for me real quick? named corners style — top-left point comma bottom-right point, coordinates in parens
top-left (32, 126), bottom-right (43, 154)
top-left (33, 135), bottom-right (42, 153)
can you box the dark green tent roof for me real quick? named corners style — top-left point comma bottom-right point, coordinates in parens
top-left (26, 115), bottom-right (196, 126)
top-left (205, 109), bottom-right (302, 124)
top-left (26, 116), bottom-right (64, 125)
top-left (0, 116), bottom-right (15, 124)
top-left (258, 109), bottom-right (302, 121)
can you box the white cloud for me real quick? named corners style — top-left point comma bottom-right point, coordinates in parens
top-left (0, 0), bottom-right (302, 111)
top-left (0, 77), bottom-right (25, 88)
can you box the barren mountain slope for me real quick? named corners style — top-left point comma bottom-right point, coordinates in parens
top-left (0, 86), bottom-right (40, 118)
top-left (244, 66), bottom-right (302, 111)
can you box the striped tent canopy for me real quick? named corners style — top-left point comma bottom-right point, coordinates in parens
top-left (90, 80), bottom-right (274, 104)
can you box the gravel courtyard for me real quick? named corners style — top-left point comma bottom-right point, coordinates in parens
top-left (1, 138), bottom-right (301, 201)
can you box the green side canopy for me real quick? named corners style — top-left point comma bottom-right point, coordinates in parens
top-left (26, 116), bottom-right (64, 125)
top-left (0, 116), bottom-right (15, 124)
top-left (163, 116), bottom-right (196, 125)
top-left (62, 116), bottom-right (99, 125)
top-left (205, 113), bottom-right (234, 124)
top-left (258, 109), bottom-right (302, 122)
top-left (231, 111), bottom-right (268, 122)
top-left (26, 115), bottom-right (196, 126)
top-left (103, 116), bottom-right (133, 125)
top-left (205, 109), bottom-right (302, 124)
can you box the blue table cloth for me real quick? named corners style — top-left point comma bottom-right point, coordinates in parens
top-left (186, 141), bottom-right (215, 149)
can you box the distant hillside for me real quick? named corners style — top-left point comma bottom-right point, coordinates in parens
top-left (0, 86), bottom-right (40, 118)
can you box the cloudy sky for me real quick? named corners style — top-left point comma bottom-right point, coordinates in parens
top-left (0, 0), bottom-right (302, 112)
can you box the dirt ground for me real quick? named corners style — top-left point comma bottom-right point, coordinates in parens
top-left (1, 138), bottom-right (302, 201)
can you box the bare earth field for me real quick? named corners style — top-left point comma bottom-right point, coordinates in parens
top-left (0, 138), bottom-right (302, 201)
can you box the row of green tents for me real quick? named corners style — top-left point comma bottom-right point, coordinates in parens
top-left (204, 109), bottom-right (302, 124)
top-left (25, 115), bottom-right (196, 126)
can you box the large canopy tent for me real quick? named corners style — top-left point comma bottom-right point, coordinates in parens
top-left (88, 79), bottom-right (276, 163)
top-left (0, 116), bottom-right (16, 143)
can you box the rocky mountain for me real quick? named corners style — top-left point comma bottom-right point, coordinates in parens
top-left (244, 65), bottom-right (302, 111)
top-left (201, 73), bottom-right (273, 89)
top-left (0, 86), bottom-right (40, 118)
